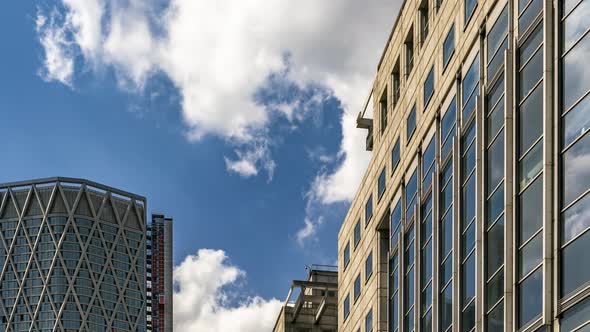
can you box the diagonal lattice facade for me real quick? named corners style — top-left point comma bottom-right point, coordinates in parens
top-left (0, 178), bottom-right (146, 332)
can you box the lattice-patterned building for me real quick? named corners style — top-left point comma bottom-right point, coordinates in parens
top-left (146, 214), bottom-right (172, 332)
top-left (338, 0), bottom-right (590, 329)
top-left (0, 177), bottom-right (147, 332)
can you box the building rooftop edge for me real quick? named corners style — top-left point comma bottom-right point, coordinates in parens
top-left (377, 0), bottom-right (410, 71)
top-left (0, 176), bottom-right (146, 202)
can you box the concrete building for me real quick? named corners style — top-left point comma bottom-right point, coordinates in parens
top-left (146, 214), bottom-right (173, 332)
top-left (338, 0), bottom-right (590, 329)
top-left (273, 265), bottom-right (338, 332)
top-left (0, 177), bottom-right (146, 331)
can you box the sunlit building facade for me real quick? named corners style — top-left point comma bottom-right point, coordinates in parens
top-left (338, 0), bottom-right (590, 329)
top-left (146, 214), bottom-right (173, 332)
top-left (0, 178), bottom-right (146, 332)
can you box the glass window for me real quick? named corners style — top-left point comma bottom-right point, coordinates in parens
top-left (462, 254), bottom-right (476, 304)
top-left (392, 138), bottom-right (401, 173)
top-left (424, 67), bottom-right (435, 106)
top-left (407, 169), bottom-right (418, 221)
top-left (487, 301), bottom-right (504, 332)
top-left (519, 49), bottom-right (543, 102)
top-left (563, 93), bottom-right (590, 147)
top-left (407, 105), bottom-right (417, 141)
top-left (487, 271), bottom-right (504, 309)
top-left (366, 252), bottom-right (373, 280)
top-left (488, 77), bottom-right (505, 115)
top-left (462, 56), bottom-right (480, 121)
top-left (564, 0), bottom-right (590, 52)
top-left (519, 141), bottom-right (543, 190)
top-left (521, 24), bottom-right (544, 65)
top-left (443, 25), bottom-right (455, 69)
top-left (462, 301), bottom-right (476, 332)
top-left (465, 0), bottom-right (478, 24)
top-left (354, 220), bottom-right (361, 248)
top-left (423, 136), bottom-right (436, 190)
top-left (441, 211), bottom-right (453, 258)
top-left (563, 32), bottom-right (590, 111)
top-left (378, 168), bottom-right (387, 199)
top-left (518, 269), bottom-right (543, 328)
top-left (519, 0), bottom-right (542, 34)
top-left (354, 274), bottom-right (361, 300)
top-left (441, 284), bottom-right (453, 330)
top-left (561, 297), bottom-right (590, 332)
top-left (365, 308), bottom-right (373, 332)
top-left (344, 293), bottom-right (350, 320)
top-left (393, 70), bottom-right (401, 107)
top-left (487, 133), bottom-right (505, 194)
top-left (407, 37), bottom-right (415, 74)
top-left (562, 192), bottom-right (590, 244)
top-left (519, 84), bottom-right (543, 155)
top-left (518, 233), bottom-right (543, 278)
top-left (487, 217), bottom-right (505, 277)
top-left (344, 242), bottom-right (350, 268)
top-left (488, 100), bottom-right (505, 144)
top-left (487, 7), bottom-right (508, 65)
top-left (366, 195), bottom-right (373, 225)
top-left (391, 201), bottom-right (402, 247)
top-left (381, 93), bottom-right (388, 134)
top-left (519, 177), bottom-right (543, 245)
top-left (562, 229), bottom-right (590, 296)
top-left (487, 185), bottom-right (504, 224)
top-left (442, 98), bottom-right (457, 158)
top-left (462, 175), bottom-right (476, 227)
top-left (563, 132), bottom-right (590, 206)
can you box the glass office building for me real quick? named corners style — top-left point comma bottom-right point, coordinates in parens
top-left (339, 0), bottom-right (590, 329)
top-left (146, 214), bottom-right (173, 332)
top-left (0, 178), bottom-right (146, 332)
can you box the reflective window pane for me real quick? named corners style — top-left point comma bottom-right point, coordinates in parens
top-left (487, 217), bottom-right (505, 277)
top-left (487, 301), bottom-right (504, 332)
top-left (561, 297), bottom-right (590, 332)
top-left (519, 84), bottom-right (543, 155)
top-left (563, 31), bottom-right (590, 110)
top-left (379, 168), bottom-right (386, 198)
top-left (443, 25), bottom-right (455, 68)
top-left (441, 212), bottom-right (453, 258)
top-left (564, 0), bottom-right (590, 52)
top-left (463, 143), bottom-right (476, 181)
top-left (463, 175), bottom-right (476, 228)
top-left (518, 268), bottom-right (543, 328)
top-left (488, 99), bottom-right (505, 143)
top-left (488, 38), bottom-right (508, 80)
top-left (422, 283), bottom-right (432, 312)
top-left (462, 253), bottom-right (476, 304)
top-left (441, 256), bottom-right (453, 286)
top-left (519, 176), bottom-right (543, 245)
top-left (462, 301), bottom-right (476, 332)
top-left (366, 195), bottom-right (373, 224)
top-left (408, 105), bottom-right (417, 140)
top-left (487, 132), bottom-right (505, 194)
top-left (463, 222), bottom-right (476, 257)
top-left (562, 192), bottom-right (590, 244)
top-left (519, 49), bottom-right (543, 102)
top-left (562, 229), bottom-right (590, 296)
top-left (422, 308), bottom-right (433, 332)
top-left (563, 93), bottom-right (590, 147)
top-left (393, 138), bottom-right (401, 172)
top-left (563, 131), bottom-right (590, 206)
top-left (442, 97), bottom-right (457, 140)
top-left (465, 0), bottom-right (478, 24)
top-left (520, 23), bottom-right (543, 67)
top-left (518, 232), bottom-right (543, 279)
top-left (487, 185), bottom-right (504, 225)
top-left (424, 67), bottom-right (435, 105)
top-left (487, 7), bottom-right (508, 63)
top-left (463, 56), bottom-right (480, 108)
top-left (487, 270), bottom-right (504, 309)
top-left (441, 284), bottom-right (453, 330)
top-left (519, 141), bottom-right (543, 190)
top-left (519, 0), bottom-right (542, 34)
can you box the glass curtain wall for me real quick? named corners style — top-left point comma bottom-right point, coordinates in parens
top-left (440, 97), bottom-right (456, 332)
top-left (516, 1), bottom-right (544, 327)
top-left (484, 6), bottom-right (508, 331)
top-left (421, 134), bottom-right (436, 332)
top-left (460, 53), bottom-right (480, 332)
top-left (559, 0), bottom-right (590, 328)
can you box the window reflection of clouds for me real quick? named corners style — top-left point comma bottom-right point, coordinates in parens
top-left (563, 192), bottom-right (590, 243)
top-left (564, 32), bottom-right (590, 110)
top-left (564, 0), bottom-right (590, 51)
top-left (563, 132), bottom-right (590, 206)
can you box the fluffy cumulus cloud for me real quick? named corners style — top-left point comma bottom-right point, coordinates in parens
top-left (173, 249), bottom-right (282, 331)
top-left (35, 0), bottom-right (399, 243)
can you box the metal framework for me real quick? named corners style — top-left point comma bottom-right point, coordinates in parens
top-left (0, 178), bottom-right (146, 332)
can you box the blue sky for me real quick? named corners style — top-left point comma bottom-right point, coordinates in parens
top-left (1, 1), bottom-right (397, 330)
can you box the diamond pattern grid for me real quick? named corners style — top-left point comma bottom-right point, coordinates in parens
top-left (0, 181), bottom-right (146, 332)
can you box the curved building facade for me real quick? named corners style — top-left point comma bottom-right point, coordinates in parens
top-left (0, 178), bottom-right (146, 332)
top-left (338, 0), bottom-right (590, 330)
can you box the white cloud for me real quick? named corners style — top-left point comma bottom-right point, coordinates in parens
top-left (295, 216), bottom-right (324, 246)
top-left (174, 249), bottom-right (282, 332)
top-left (35, 0), bottom-right (400, 246)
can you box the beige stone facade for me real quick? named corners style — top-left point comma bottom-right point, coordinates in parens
top-left (337, 0), bottom-right (590, 329)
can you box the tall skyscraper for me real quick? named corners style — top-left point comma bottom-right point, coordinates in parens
top-left (0, 177), bottom-right (146, 332)
top-left (337, 0), bottom-right (590, 329)
top-left (146, 214), bottom-right (173, 332)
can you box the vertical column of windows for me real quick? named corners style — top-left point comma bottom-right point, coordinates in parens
top-left (460, 54), bottom-right (480, 332)
top-left (439, 97), bottom-right (456, 332)
top-left (559, 0), bottom-right (590, 309)
top-left (390, 200), bottom-right (402, 332)
top-left (484, 7), bottom-right (508, 331)
top-left (421, 136), bottom-right (436, 332)
top-left (405, 171), bottom-right (418, 332)
top-left (516, 8), bottom-right (544, 327)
